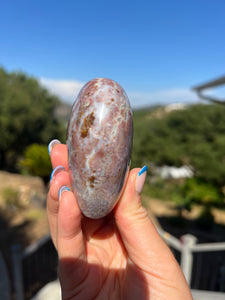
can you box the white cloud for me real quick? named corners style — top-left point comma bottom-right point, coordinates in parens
top-left (128, 88), bottom-right (200, 109)
top-left (201, 86), bottom-right (225, 99)
top-left (39, 77), bottom-right (200, 108)
top-left (40, 78), bottom-right (85, 103)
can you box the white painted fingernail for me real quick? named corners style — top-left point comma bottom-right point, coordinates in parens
top-left (135, 166), bottom-right (147, 195)
top-left (59, 186), bottom-right (70, 202)
top-left (50, 165), bottom-right (65, 182)
top-left (48, 139), bottom-right (61, 155)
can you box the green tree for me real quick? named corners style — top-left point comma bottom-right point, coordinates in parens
top-left (0, 67), bottom-right (65, 171)
top-left (132, 104), bottom-right (225, 189)
top-left (173, 178), bottom-right (223, 226)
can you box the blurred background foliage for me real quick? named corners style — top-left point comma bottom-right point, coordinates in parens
top-left (132, 105), bottom-right (225, 186)
top-left (0, 67), bottom-right (65, 172)
top-left (0, 67), bottom-right (225, 217)
top-left (19, 144), bottom-right (52, 185)
top-left (132, 104), bottom-right (225, 219)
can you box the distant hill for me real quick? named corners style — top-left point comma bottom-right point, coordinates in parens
top-left (132, 103), bottom-right (225, 188)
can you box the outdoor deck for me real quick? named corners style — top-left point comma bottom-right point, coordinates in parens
top-left (31, 280), bottom-right (225, 300)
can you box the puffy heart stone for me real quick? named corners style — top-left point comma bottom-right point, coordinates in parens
top-left (67, 78), bottom-right (133, 218)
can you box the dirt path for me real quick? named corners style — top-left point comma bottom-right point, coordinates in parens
top-left (144, 196), bottom-right (225, 226)
top-left (143, 195), bottom-right (225, 243)
top-left (0, 171), bottom-right (49, 249)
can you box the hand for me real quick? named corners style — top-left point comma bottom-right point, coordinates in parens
top-left (47, 141), bottom-right (193, 300)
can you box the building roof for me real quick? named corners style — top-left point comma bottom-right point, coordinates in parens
top-left (192, 75), bottom-right (225, 91)
top-left (192, 75), bottom-right (225, 104)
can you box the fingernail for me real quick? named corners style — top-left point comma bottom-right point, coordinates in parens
top-left (59, 186), bottom-right (70, 201)
top-left (50, 165), bottom-right (65, 182)
top-left (135, 166), bottom-right (147, 194)
top-left (48, 139), bottom-right (61, 155)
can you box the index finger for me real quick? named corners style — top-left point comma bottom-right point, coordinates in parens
top-left (50, 143), bottom-right (69, 171)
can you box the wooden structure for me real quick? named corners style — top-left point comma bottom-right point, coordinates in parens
top-left (192, 75), bottom-right (225, 104)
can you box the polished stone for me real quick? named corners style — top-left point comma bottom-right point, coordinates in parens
top-left (67, 78), bottom-right (133, 218)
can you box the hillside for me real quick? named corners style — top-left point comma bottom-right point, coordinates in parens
top-left (0, 66), bottom-right (224, 218)
top-left (132, 103), bottom-right (225, 188)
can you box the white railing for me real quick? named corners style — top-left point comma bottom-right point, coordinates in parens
top-left (2, 230), bottom-right (225, 299)
top-left (158, 228), bottom-right (225, 286)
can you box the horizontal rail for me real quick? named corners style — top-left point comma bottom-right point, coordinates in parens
top-left (158, 228), bottom-right (225, 253)
top-left (191, 242), bottom-right (225, 252)
top-left (22, 234), bottom-right (51, 259)
top-left (158, 228), bottom-right (182, 251)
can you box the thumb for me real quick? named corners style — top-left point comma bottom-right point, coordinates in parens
top-left (114, 167), bottom-right (181, 275)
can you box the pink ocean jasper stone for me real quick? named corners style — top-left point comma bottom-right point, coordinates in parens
top-left (67, 78), bottom-right (133, 218)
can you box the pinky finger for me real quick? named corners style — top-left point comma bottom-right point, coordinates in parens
top-left (57, 187), bottom-right (88, 295)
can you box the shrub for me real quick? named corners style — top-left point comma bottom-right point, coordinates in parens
top-left (20, 144), bottom-right (51, 184)
top-left (182, 178), bottom-right (223, 206)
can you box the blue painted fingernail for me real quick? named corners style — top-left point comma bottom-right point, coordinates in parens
top-left (59, 186), bottom-right (70, 201)
top-left (48, 139), bottom-right (61, 155)
top-left (50, 165), bottom-right (65, 181)
top-left (136, 166), bottom-right (148, 194)
top-left (138, 165), bottom-right (148, 176)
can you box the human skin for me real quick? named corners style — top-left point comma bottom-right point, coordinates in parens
top-left (47, 143), bottom-right (193, 300)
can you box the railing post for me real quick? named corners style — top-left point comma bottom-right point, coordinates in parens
top-left (180, 234), bottom-right (197, 286)
top-left (11, 245), bottom-right (24, 300)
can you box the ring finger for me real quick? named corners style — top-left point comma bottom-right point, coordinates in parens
top-left (47, 167), bottom-right (71, 248)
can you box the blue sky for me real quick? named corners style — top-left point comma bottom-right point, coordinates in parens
top-left (1, 0), bottom-right (225, 108)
